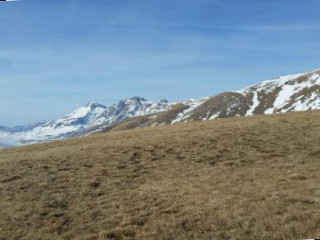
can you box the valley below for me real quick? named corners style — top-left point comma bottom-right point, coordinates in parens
top-left (0, 110), bottom-right (320, 240)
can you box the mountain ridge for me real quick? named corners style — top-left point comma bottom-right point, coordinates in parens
top-left (1, 68), bottom-right (319, 146)
top-left (0, 96), bottom-right (174, 145)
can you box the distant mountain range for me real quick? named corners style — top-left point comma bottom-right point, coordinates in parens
top-left (1, 69), bottom-right (319, 147)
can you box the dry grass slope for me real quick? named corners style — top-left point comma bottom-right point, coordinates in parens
top-left (0, 110), bottom-right (320, 240)
top-left (101, 103), bottom-right (189, 132)
top-left (186, 92), bottom-right (249, 120)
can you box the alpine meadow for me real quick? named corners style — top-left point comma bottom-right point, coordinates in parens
top-left (1, 110), bottom-right (320, 239)
top-left (1, 0), bottom-right (320, 239)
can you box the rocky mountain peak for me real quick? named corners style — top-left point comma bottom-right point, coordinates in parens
top-left (1, 69), bottom-right (319, 147)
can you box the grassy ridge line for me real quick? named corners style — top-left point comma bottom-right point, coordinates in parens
top-left (0, 110), bottom-right (320, 240)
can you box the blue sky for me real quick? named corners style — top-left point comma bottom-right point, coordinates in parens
top-left (1, 0), bottom-right (320, 126)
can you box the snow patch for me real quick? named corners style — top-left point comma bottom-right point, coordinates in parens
top-left (246, 92), bottom-right (259, 116)
top-left (209, 112), bottom-right (220, 120)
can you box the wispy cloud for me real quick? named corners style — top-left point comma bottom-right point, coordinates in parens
top-left (157, 23), bottom-right (320, 32)
top-left (65, 19), bottom-right (320, 33)
top-left (224, 25), bottom-right (320, 31)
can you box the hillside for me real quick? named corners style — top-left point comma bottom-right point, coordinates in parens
top-left (0, 68), bottom-right (319, 146)
top-left (0, 110), bottom-right (319, 240)
top-left (98, 69), bottom-right (320, 133)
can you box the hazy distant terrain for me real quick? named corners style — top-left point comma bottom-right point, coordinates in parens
top-left (0, 110), bottom-right (319, 240)
top-left (0, 143), bottom-right (10, 149)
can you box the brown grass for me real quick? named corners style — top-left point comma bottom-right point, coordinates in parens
top-left (101, 103), bottom-right (189, 132)
top-left (186, 92), bottom-right (249, 120)
top-left (0, 110), bottom-right (320, 240)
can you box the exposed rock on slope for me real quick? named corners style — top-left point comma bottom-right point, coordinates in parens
top-left (0, 97), bottom-right (172, 145)
top-left (0, 69), bottom-right (319, 145)
top-left (171, 69), bottom-right (320, 123)
top-left (237, 70), bottom-right (320, 115)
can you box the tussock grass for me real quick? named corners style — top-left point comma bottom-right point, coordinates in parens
top-left (0, 110), bottom-right (320, 239)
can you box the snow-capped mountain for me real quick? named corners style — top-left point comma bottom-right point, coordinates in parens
top-left (169, 69), bottom-right (320, 123)
top-left (99, 69), bottom-right (320, 131)
top-left (237, 70), bottom-right (320, 114)
top-left (0, 69), bottom-right (319, 147)
top-left (0, 97), bottom-right (171, 146)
